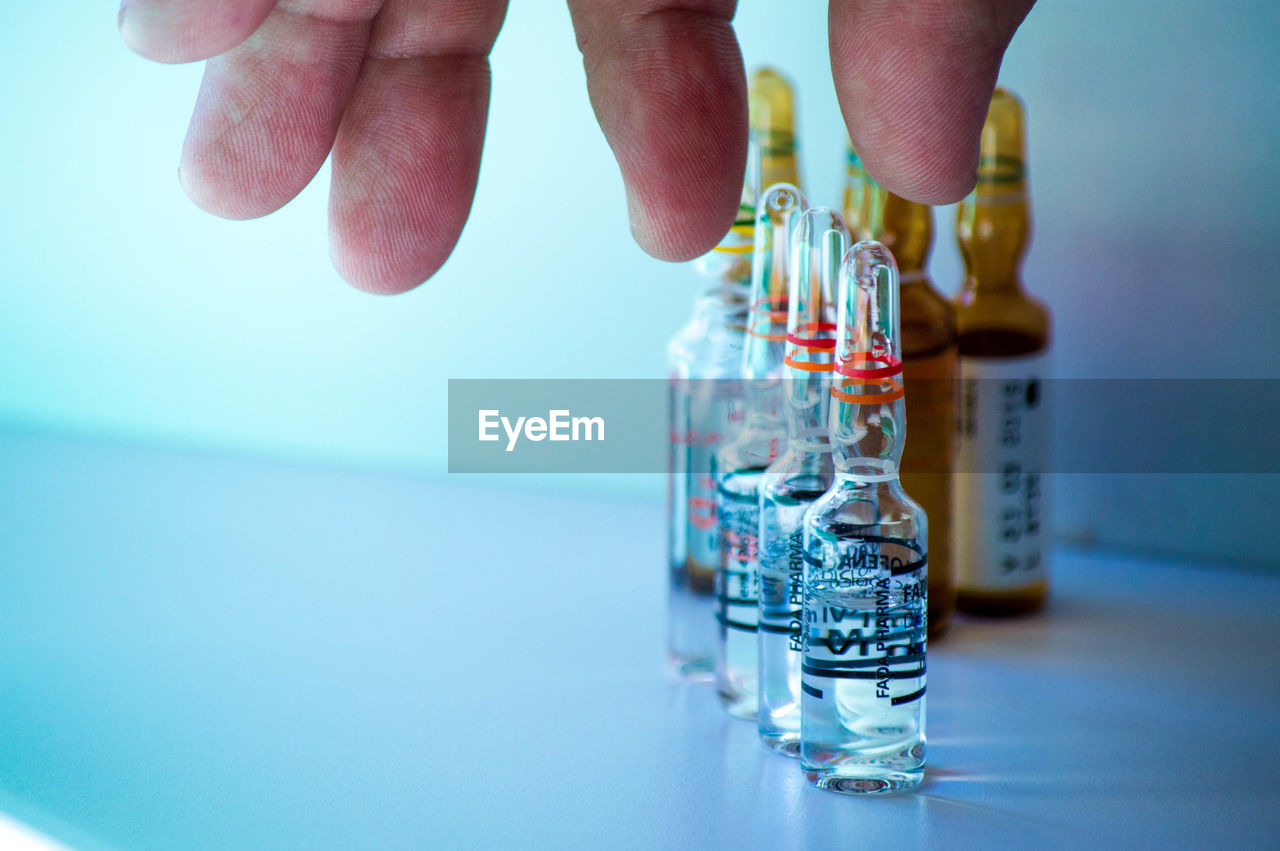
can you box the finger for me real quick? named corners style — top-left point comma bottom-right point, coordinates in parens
top-left (329, 0), bottom-right (508, 294)
top-left (567, 0), bottom-right (746, 262)
top-left (179, 2), bottom-right (377, 220)
top-left (829, 0), bottom-right (1035, 205)
top-left (118, 0), bottom-right (279, 64)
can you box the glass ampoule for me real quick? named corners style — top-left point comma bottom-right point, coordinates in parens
top-left (712, 182), bottom-right (794, 718)
top-left (880, 193), bottom-right (959, 637)
top-left (750, 67), bottom-right (803, 193)
top-left (843, 148), bottom-right (959, 637)
top-left (757, 206), bottom-right (843, 754)
top-left (953, 87), bottom-right (1052, 616)
top-left (840, 143), bottom-right (884, 241)
top-left (666, 139), bottom-right (761, 679)
top-left (801, 241), bottom-right (928, 794)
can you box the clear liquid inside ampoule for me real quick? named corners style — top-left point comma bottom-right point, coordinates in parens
top-left (667, 289), bottom-right (748, 680)
top-left (715, 463), bottom-right (769, 719)
top-left (758, 457), bottom-right (831, 755)
top-left (801, 481), bottom-right (927, 793)
top-left (668, 381), bottom-right (740, 679)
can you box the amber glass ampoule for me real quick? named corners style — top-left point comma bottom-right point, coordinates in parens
top-left (879, 193), bottom-right (959, 636)
top-left (953, 87), bottom-right (1051, 615)
top-left (840, 144), bottom-right (883, 241)
top-left (750, 68), bottom-right (802, 191)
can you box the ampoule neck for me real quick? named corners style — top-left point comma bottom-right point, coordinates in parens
top-left (957, 84), bottom-right (1032, 301)
top-left (833, 459), bottom-right (898, 484)
top-left (880, 193), bottom-right (932, 278)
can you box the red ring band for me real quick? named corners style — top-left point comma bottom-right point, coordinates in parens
top-left (835, 353), bottom-right (902, 379)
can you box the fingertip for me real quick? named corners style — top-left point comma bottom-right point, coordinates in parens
top-left (618, 112), bottom-right (745, 262)
top-left (627, 181), bottom-right (737, 263)
top-left (118, 0), bottom-right (277, 64)
top-left (328, 158), bottom-right (463, 294)
top-left (118, 3), bottom-right (179, 64)
top-left (830, 0), bottom-right (1033, 206)
top-left (327, 57), bottom-right (488, 297)
top-left (853, 124), bottom-right (981, 206)
top-left (178, 143), bottom-right (282, 221)
top-left (574, 7), bottom-right (746, 264)
top-left (329, 230), bottom-right (448, 296)
top-left (905, 172), bottom-right (979, 207)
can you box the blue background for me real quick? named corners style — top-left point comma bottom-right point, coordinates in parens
top-left (0, 1), bottom-right (1278, 562)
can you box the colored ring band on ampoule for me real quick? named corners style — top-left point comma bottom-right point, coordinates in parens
top-left (786, 321), bottom-right (837, 350)
top-left (783, 354), bottom-right (833, 372)
top-left (712, 222), bottom-right (757, 254)
top-left (786, 335), bottom-right (836, 350)
top-left (794, 321), bottom-right (837, 332)
top-left (830, 376), bottom-right (905, 404)
top-left (747, 298), bottom-right (788, 340)
top-left (835, 353), bottom-right (902, 380)
top-left (748, 329), bottom-right (787, 341)
top-left (749, 299), bottom-right (789, 322)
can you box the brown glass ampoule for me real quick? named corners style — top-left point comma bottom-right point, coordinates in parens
top-left (879, 192), bottom-right (959, 637)
top-left (954, 87), bottom-right (1052, 616)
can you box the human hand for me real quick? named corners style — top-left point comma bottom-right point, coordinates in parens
top-left (119, 0), bottom-right (1034, 294)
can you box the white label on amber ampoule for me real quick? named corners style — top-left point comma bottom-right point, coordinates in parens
top-left (955, 352), bottom-right (1050, 591)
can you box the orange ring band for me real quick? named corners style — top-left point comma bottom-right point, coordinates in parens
top-left (784, 354), bottom-right (833, 372)
top-left (747, 329), bottom-right (787, 341)
top-left (830, 386), bottom-right (906, 404)
top-left (750, 310), bottom-right (790, 323)
top-left (830, 376), bottom-right (904, 404)
top-left (750, 298), bottom-right (788, 318)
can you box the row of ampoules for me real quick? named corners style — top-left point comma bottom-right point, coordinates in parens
top-left (665, 71), bottom-right (1051, 794)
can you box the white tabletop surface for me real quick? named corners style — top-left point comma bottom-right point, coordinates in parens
top-left (1, 433), bottom-right (1277, 849)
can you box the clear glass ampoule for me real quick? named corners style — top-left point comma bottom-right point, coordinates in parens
top-left (843, 149), bottom-right (959, 638)
top-left (757, 206), bottom-right (844, 754)
top-left (953, 87), bottom-right (1052, 616)
top-left (666, 140), bottom-right (760, 679)
top-left (712, 182), bottom-right (794, 718)
top-left (801, 241), bottom-right (928, 794)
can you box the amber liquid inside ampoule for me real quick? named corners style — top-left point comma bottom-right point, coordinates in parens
top-left (954, 87), bottom-right (1051, 616)
top-left (878, 193), bottom-right (959, 637)
top-left (750, 68), bottom-right (802, 191)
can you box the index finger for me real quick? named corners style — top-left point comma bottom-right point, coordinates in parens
top-left (567, 0), bottom-right (747, 262)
